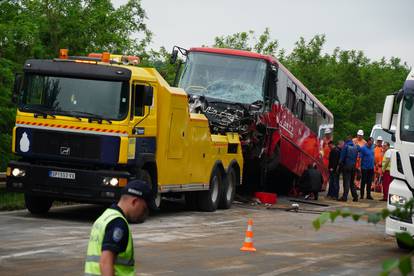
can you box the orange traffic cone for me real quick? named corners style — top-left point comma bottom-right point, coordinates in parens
top-left (240, 218), bottom-right (256, 252)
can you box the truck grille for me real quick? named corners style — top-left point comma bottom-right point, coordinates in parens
top-left (31, 129), bottom-right (101, 161)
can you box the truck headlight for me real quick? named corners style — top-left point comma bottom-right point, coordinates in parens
top-left (103, 177), bottom-right (119, 187)
top-left (12, 168), bottom-right (26, 177)
top-left (389, 194), bottom-right (407, 207)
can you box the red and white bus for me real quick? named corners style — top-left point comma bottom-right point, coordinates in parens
top-left (175, 47), bottom-right (334, 194)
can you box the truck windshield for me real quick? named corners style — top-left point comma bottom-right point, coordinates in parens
top-left (401, 94), bottom-right (414, 142)
top-left (178, 52), bottom-right (267, 104)
top-left (19, 74), bottom-right (129, 120)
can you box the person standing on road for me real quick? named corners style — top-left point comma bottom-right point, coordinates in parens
top-left (374, 136), bottom-right (384, 190)
top-left (321, 129), bottom-right (333, 168)
top-left (382, 142), bottom-right (392, 201)
top-left (327, 140), bottom-right (342, 200)
top-left (359, 137), bottom-right (375, 199)
top-left (84, 180), bottom-right (157, 276)
top-left (353, 129), bottom-right (367, 190)
top-left (339, 135), bottom-right (359, 202)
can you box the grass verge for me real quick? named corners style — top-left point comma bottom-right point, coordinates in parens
top-left (0, 188), bottom-right (25, 211)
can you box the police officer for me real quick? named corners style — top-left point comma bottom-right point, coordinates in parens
top-left (84, 180), bottom-right (157, 276)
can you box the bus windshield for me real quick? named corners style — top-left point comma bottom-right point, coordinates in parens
top-left (178, 52), bottom-right (267, 104)
top-left (19, 74), bottom-right (129, 120)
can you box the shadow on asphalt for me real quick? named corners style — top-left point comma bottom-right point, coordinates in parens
top-left (13, 198), bottom-right (193, 223)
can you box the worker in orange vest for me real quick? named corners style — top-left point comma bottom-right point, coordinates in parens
top-left (321, 129), bottom-right (333, 168)
top-left (374, 136), bottom-right (384, 191)
top-left (352, 129), bottom-right (367, 189)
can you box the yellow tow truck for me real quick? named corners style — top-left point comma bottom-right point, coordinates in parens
top-left (6, 50), bottom-right (243, 214)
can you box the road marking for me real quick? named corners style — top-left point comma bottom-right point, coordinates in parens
top-left (0, 248), bottom-right (60, 261)
top-left (257, 254), bottom-right (341, 276)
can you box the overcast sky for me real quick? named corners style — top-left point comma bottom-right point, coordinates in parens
top-left (114, 0), bottom-right (413, 68)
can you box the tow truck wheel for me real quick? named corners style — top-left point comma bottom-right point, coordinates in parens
top-left (198, 167), bottom-right (221, 212)
top-left (25, 194), bottom-right (53, 215)
top-left (138, 169), bottom-right (158, 221)
top-left (219, 167), bottom-right (237, 209)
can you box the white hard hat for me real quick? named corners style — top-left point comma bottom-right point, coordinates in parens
top-left (325, 129), bottom-right (332, 134)
top-left (377, 136), bottom-right (383, 141)
top-left (357, 129), bottom-right (364, 136)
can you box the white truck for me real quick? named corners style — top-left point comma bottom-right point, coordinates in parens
top-left (382, 69), bottom-right (414, 248)
top-left (370, 113), bottom-right (397, 147)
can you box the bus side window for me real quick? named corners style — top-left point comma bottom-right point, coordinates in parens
top-left (295, 99), bottom-right (305, 120)
top-left (286, 88), bottom-right (296, 112)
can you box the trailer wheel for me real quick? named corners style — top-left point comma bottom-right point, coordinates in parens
top-left (198, 167), bottom-right (221, 212)
top-left (219, 167), bottom-right (237, 209)
top-left (25, 194), bottom-right (53, 215)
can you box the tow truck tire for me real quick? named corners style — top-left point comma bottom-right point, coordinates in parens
top-left (25, 194), bottom-right (53, 215)
top-left (219, 167), bottom-right (237, 209)
top-left (139, 169), bottom-right (162, 209)
top-left (198, 167), bottom-right (222, 212)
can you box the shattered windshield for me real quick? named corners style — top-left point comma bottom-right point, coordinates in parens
top-left (178, 52), bottom-right (267, 104)
top-left (19, 74), bottom-right (129, 120)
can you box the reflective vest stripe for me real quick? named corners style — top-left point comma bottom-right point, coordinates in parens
top-left (85, 255), bottom-right (135, 266)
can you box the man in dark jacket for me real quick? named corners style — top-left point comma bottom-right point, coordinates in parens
top-left (300, 164), bottom-right (323, 200)
top-left (327, 140), bottom-right (343, 199)
top-left (360, 137), bottom-right (375, 199)
top-left (339, 135), bottom-right (360, 202)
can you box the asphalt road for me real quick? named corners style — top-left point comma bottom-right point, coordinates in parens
top-left (0, 195), bottom-right (405, 275)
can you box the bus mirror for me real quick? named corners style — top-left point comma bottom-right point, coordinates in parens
top-left (143, 86), bottom-right (153, 106)
top-left (170, 49), bottom-right (178, 64)
top-left (12, 73), bottom-right (22, 104)
top-left (382, 95), bottom-right (395, 131)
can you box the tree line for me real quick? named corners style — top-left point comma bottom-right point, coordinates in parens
top-left (0, 0), bottom-right (410, 170)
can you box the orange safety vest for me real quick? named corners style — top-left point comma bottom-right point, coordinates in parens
top-left (321, 137), bottom-right (331, 168)
top-left (352, 138), bottom-right (366, 169)
top-left (374, 146), bottom-right (384, 173)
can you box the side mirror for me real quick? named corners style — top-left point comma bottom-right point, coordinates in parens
top-left (143, 86), bottom-right (153, 106)
top-left (12, 73), bottom-right (22, 104)
top-left (170, 49), bottom-right (178, 64)
top-left (382, 95), bottom-right (395, 131)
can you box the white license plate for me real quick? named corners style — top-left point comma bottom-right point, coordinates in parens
top-left (48, 171), bottom-right (76, 180)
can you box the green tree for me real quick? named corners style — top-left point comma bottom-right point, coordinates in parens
top-left (213, 28), bottom-right (279, 56)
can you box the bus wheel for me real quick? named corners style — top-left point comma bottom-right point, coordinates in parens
top-left (198, 168), bottom-right (221, 212)
top-left (25, 194), bottom-right (53, 215)
top-left (219, 167), bottom-right (237, 209)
